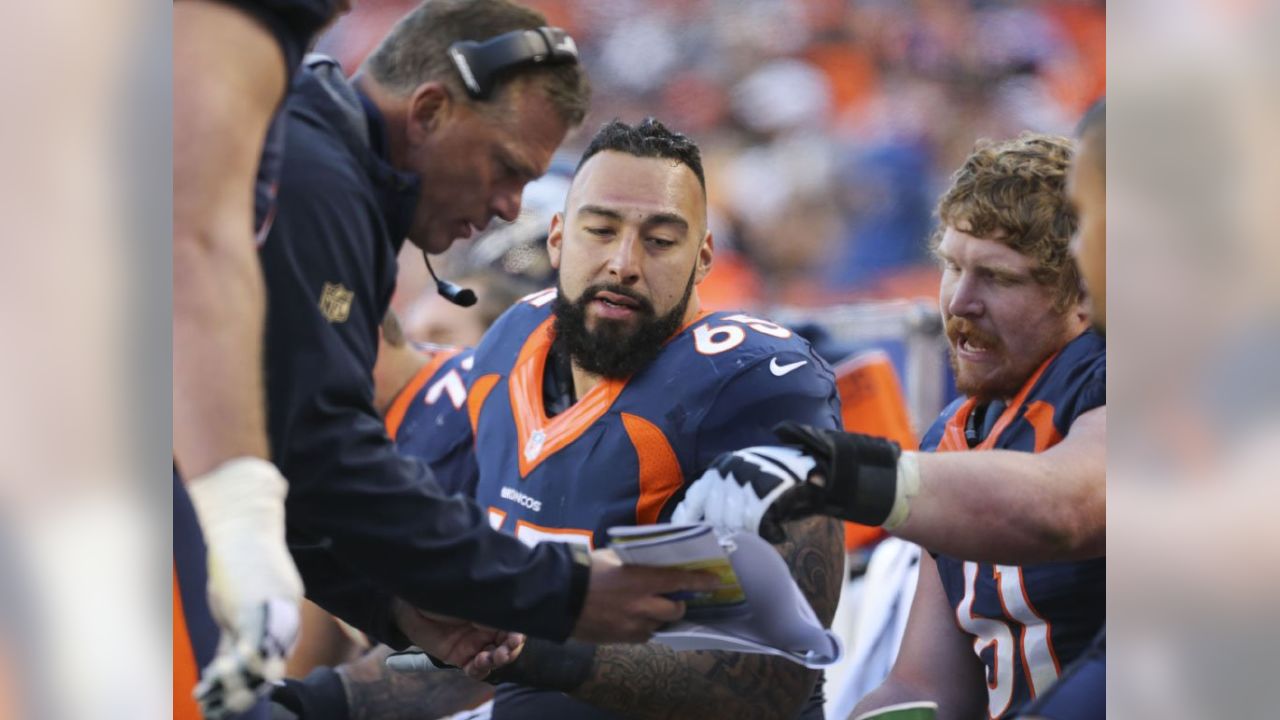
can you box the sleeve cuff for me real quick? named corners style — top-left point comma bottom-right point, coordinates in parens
top-left (561, 543), bottom-right (593, 639)
top-left (272, 665), bottom-right (349, 720)
top-left (366, 595), bottom-right (412, 651)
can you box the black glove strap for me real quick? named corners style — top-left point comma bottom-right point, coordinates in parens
top-left (484, 637), bottom-right (596, 693)
top-left (774, 422), bottom-right (901, 526)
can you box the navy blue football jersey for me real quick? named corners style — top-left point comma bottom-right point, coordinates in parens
top-left (388, 289), bottom-right (844, 719)
top-left (1015, 628), bottom-right (1105, 719)
top-left (921, 330), bottom-right (1105, 719)
top-left (223, 0), bottom-right (339, 78)
top-left (386, 345), bottom-right (481, 499)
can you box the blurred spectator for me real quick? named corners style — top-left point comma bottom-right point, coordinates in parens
top-left (830, 140), bottom-right (934, 290)
top-left (722, 132), bottom-right (845, 304)
top-left (403, 270), bottom-right (541, 346)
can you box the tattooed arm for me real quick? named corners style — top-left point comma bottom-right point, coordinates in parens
top-left (498, 516), bottom-right (845, 719)
top-left (337, 646), bottom-right (494, 720)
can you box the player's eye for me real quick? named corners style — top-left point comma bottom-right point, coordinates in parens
top-left (586, 226), bottom-right (614, 237)
top-left (648, 237), bottom-right (677, 248)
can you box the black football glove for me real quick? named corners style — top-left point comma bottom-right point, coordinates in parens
top-left (772, 422), bottom-right (904, 527)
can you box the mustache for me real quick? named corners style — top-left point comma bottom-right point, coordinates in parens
top-left (945, 316), bottom-right (1001, 350)
top-left (578, 283), bottom-right (655, 315)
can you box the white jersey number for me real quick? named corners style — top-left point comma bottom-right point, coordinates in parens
top-left (955, 562), bottom-right (1060, 717)
top-left (693, 314), bottom-right (792, 355)
top-left (425, 369), bottom-right (466, 409)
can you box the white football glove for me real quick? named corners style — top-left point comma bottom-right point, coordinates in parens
top-left (675, 424), bottom-right (918, 543)
top-left (672, 446), bottom-right (818, 542)
top-left (186, 457), bottom-right (303, 719)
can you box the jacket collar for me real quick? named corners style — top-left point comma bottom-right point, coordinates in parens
top-left (295, 57), bottom-right (421, 250)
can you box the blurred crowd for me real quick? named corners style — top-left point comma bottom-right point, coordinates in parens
top-left (318, 0), bottom-right (1104, 316)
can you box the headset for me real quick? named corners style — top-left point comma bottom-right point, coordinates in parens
top-left (425, 26), bottom-right (579, 306)
top-left (448, 26), bottom-right (579, 100)
top-left (422, 248), bottom-right (478, 307)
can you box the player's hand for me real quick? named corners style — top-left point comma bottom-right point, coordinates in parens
top-left (464, 634), bottom-right (526, 679)
top-left (673, 424), bottom-right (909, 542)
top-left (390, 598), bottom-right (526, 680)
top-left (570, 549), bottom-right (721, 643)
top-left (187, 457), bottom-right (304, 719)
top-left (672, 444), bottom-right (821, 543)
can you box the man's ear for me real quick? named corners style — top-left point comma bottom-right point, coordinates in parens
top-left (1072, 277), bottom-right (1091, 325)
top-left (694, 231), bottom-right (714, 285)
top-left (406, 82), bottom-right (451, 145)
top-left (547, 212), bottom-right (565, 270)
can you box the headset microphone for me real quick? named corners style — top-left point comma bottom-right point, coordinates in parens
top-left (422, 250), bottom-right (477, 307)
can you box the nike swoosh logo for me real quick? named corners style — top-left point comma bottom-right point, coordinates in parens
top-left (770, 358), bottom-right (808, 376)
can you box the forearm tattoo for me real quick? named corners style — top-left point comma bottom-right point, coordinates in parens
top-left (564, 517), bottom-right (845, 719)
top-left (338, 646), bottom-right (494, 720)
top-left (485, 637), bottom-right (596, 693)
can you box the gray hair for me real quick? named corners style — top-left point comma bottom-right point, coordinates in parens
top-left (362, 0), bottom-right (590, 126)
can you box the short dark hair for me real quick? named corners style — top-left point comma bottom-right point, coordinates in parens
top-left (575, 118), bottom-right (706, 191)
top-left (1076, 98), bottom-right (1105, 173)
top-left (362, 0), bottom-right (590, 126)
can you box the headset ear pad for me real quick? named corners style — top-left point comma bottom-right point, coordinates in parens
top-left (447, 27), bottom-right (580, 100)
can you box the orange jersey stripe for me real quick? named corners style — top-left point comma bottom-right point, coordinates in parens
top-left (1021, 401), bottom-right (1063, 453)
top-left (508, 317), bottom-right (624, 478)
top-left (973, 352), bottom-right (1057, 452)
top-left (468, 374), bottom-right (501, 436)
top-left (937, 349), bottom-right (1062, 454)
top-left (173, 568), bottom-right (202, 720)
top-left (506, 311), bottom-right (713, 479)
top-left (621, 413), bottom-right (685, 526)
top-left (384, 349), bottom-right (460, 440)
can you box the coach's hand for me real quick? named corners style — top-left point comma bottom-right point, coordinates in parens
top-left (187, 457), bottom-right (304, 720)
top-left (571, 549), bottom-right (720, 643)
top-left (673, 424), bottom-right (914, 543)
top-left (390, 599), bottom-right (526, 680)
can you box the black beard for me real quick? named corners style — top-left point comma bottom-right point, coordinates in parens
top-left (552, 271), bottom-right (695, 380)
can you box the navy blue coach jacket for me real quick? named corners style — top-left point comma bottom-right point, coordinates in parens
top-left (257, 60), bottom-right (589, 646)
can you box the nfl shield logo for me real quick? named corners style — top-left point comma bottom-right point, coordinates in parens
top-left (318, 282), bottom-right (354, 323)
top-left (524, 429), bottom-right (546, 462)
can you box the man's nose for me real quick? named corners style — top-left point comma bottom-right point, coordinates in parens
top-left (947, 275), bottom-right (984, 317)
top-left (605, 232), bottom-right (643, 284)
top-left (491, 188), bottom-right (522, 223)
